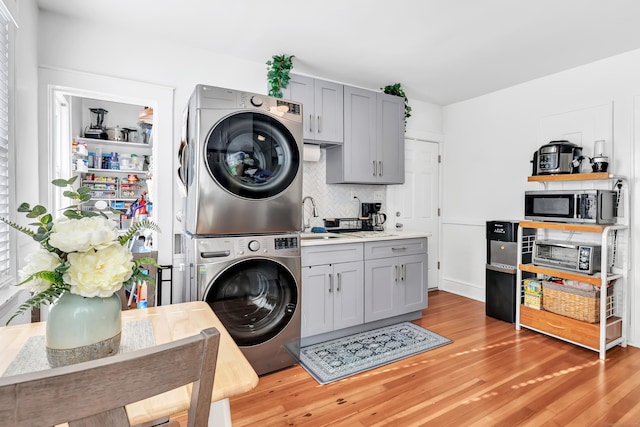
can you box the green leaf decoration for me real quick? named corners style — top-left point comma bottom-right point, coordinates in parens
top-left (31, 205), bottom-right (47, 215)
top-left (382, 83), bottom-right (412, 130)
top-left (266, 54), bottom-right (295, 98)
top-left (5, 285), bottom-right (65, 325)
top-left (53, 178), bottom-right (72, 187)
top-left (0, 217), bottom-right (36, 238)
top-left (119, 218), bottom-right (162, 246)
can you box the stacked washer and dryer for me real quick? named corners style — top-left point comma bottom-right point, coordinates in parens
top-left (178, 85), bottom-right (303, 375)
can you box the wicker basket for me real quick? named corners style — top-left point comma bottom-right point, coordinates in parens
top-left (542, 281), bottom-right (613, 323)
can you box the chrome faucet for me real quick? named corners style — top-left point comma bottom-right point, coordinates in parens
top-left (302, 196), bottom-right (319, 231)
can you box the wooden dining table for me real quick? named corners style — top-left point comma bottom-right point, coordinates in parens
top-left (0, 301), bottom-right (259, 425)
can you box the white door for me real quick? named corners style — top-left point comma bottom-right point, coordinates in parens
top-left (387, 139), bottom-right (439, 290)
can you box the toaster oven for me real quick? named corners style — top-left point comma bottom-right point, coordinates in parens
top-left (533, 240), bottom-right (602, 274)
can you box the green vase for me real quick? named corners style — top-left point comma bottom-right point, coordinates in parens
top-left (45, 292), bottom-right (122, 367)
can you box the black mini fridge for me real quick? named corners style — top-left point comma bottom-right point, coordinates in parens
top-left (485, 221), bottom-right (534, 323)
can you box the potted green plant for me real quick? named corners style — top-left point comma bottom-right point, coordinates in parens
top-left (266, 54), bottom-right (295, 98)
top-left (382, 83), bottom-right (412, 129)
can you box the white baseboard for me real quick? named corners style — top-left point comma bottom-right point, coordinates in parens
top-left (440, 278), bottom-right (485, 302)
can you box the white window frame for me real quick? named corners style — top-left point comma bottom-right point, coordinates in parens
top-left (0, 1), bottom-right (17, 294)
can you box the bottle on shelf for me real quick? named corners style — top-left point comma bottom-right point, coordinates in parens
top-left (95, 147), bottom-right (103, 170)
top-left (111, 152), bottom-right (119, 170)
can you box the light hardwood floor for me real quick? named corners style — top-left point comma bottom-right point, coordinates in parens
top-left (172, 290), bottom-right (640, 426)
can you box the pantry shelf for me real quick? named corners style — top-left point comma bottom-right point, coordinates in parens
top-left (77, 136), bottom-right (153, 150)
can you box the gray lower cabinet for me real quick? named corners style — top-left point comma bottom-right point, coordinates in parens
top-left (301, 244), bottom-right (364, 338)
top-left (301, 261), bottom-right (364, 337)
top-left (281, 74), bottom-right (343, 144)
top-left (364, 239), bottom-right (428, 322)
top-left (326, 87), bottom-right (404, 184)
top-left (301, 238), bottom-right (427, 339)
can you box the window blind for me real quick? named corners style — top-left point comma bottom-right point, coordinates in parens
top-left (0, 8), bottom-right (10, 285)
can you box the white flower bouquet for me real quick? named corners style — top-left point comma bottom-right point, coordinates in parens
top-left (1, 177), bottom-right (160, 324)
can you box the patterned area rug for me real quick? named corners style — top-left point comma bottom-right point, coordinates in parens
top-left (299, 322), bottom-right (452, 384)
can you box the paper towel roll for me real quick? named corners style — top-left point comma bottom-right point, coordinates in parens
top-left (303, 144), bottom-right (321, 162)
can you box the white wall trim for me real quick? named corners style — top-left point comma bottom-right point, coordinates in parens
top-left (38, 64), bottom-right (175, 93)
top-left (442, 217), bottom-right (487, 227)
top-left (440, 278), bottom-right (485, 302)
top-left (405, 129), bottom-right (444, 143)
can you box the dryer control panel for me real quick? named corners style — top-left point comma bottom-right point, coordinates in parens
top-left (235, 234), bottom-right (300, 257)
top-left (191, 234), bottom-right (300, 261)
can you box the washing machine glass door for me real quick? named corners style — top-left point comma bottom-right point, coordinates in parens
top-left (205, 258), bottom-right (298, 346)
top-left (205, 112), bottom-right (300, 199)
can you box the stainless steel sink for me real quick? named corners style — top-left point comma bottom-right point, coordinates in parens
top-left (300, 232), bottom-right (345, 240)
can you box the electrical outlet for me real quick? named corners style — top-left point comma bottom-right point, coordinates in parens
top-left (373, 191), bottom-right (384, 201)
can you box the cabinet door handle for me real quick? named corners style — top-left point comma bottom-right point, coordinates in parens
top-left (391, 247), bottom-right (407, 251)
top-left (337, 272), bottom-right (341, 292)
top-left (379, 161), bottom-right (383, 176)
top-left (373, 161), bottom-right (377, 177)
top-left (328, 273), bottom-right (333, 293)
top-left (317, 115), bottom-right (321, 133)
top-left (400, 264), bottom-right (405, 281)
top-left (395, 265), bottom-right (398, 282)
top-left (309, 114), bottom-right (313, 133)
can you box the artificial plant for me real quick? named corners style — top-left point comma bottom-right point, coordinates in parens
top-left (266, 54), bottom-right (295, 98)
top-left (382, 83), bottom-right (412, 129)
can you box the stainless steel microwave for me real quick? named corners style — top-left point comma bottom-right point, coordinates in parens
top-left (533, 240), bottom-right (603, 274)
top-left (524, 190), bottom-right (616, 224)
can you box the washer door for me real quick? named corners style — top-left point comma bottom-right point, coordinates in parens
top-left (205, 112), bottom-right (300, 199)
top-left (205, 258), bottom-right (298, 346)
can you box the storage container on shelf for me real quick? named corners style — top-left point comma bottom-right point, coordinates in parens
top-left (523, 279), bottom-right (543, 310)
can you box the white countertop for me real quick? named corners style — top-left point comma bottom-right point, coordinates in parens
top-left (300, 230), bottom-right (431, 246)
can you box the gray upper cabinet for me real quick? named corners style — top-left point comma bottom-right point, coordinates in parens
top-left (376, 92), bottom-right (405, 183)
top-left (282, 74), bottom-right (344, 144)
top-left (326, 87), bottom-right (404, 184)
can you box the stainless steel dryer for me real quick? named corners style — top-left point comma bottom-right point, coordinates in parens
top-left (179, 85), bottom-right (303, 236)
top-left (184, 233), bottom-right (301, 375)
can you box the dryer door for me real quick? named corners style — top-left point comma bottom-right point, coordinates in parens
top-left (204, 258), bottom-right (298, 346)
top-left (205, 112), bottom-right (300, 199)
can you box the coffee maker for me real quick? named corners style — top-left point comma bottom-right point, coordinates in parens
top-left (361, 202), bottom-right (387, 231)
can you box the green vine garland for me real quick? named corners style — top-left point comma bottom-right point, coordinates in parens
top-left (382, 83), bottom-right (412, 129)
top-left (266, 54), bottom-right (295, 98)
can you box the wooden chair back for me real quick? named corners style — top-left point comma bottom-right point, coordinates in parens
top-left (0, 327), bottom-right (220, 427)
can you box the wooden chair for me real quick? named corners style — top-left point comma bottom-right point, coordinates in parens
top-left (0, 327), bottom-right (220, 427)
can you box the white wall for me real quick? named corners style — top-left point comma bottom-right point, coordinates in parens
top-left (442, 49), bottom-right (640, 346)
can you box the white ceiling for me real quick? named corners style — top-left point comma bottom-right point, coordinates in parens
top-left (35, 0), bottom-right (640, 105)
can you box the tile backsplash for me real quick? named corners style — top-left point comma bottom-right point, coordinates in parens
top-left (302, 148), bottom-right (385, 230)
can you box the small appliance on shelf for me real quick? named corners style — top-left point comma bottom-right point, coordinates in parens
top-left (84, 108), bottom-right (109, 140)
top-left (531, 140), bottom-right (582, 175)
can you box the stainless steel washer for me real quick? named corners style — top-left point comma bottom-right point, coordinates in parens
top-left (178, 85), bottom-right (303, 236)
top-left (184, 233), bottom-right (301, 375)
